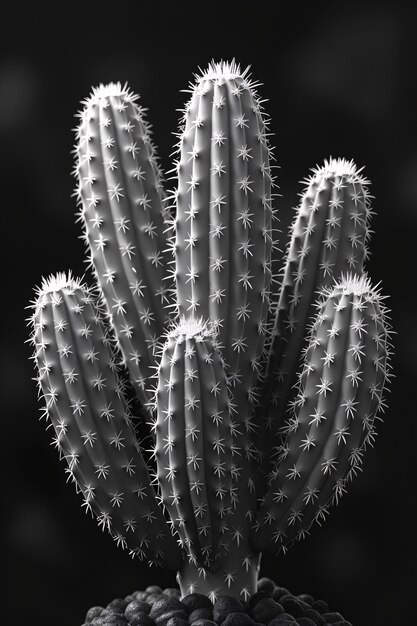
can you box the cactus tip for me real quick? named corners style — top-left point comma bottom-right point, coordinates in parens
top-left (196, 59), bottom-right (250, 82)
top-left (38, 271), bottom-right (84, 295)
top-left (307, 157), bottom-right (369, 186)
top-left (329, 273), bottom-right (382, 299)
top-left (167, 316), bottom-right (216, 341)
top-left (82, 82), bottom-right (139, 108)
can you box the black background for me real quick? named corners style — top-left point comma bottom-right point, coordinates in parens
top-left (2, 2), bottom-right (416, 625)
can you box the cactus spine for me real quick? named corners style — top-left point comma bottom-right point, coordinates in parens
top-left (250, 274), bottom-right (391, 552)
top-left (171, 62), bottom-right (278, 430)
top-left (29, 61), bottom-right (393, 602)
top-left (30, 274), bottom-right (181, 568)
top-left (252, 160), bottom-right (374, 491)
top-left (155, 319), bottom-right (234, 570)
top-left (75, 83), bottom-right (173, 417)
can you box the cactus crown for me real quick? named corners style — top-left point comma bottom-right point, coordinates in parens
top-left (28, 60), bottom-right (392, 601)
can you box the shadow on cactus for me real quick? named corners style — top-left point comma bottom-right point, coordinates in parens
top-left (28, 61), bottom-right (393, 609)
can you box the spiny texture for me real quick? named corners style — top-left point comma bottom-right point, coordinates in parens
top-left (252, 158), bottom-right (374, 491)
top-left (29, 274), bottom-right (181, 569)
top-left (75, 82), bottom-right (172, 417)
top-left (250, 275), bottom-right (392, 553)
top-left (29, 60), bottom-right (394, 601)
top-left (170, 62), bottom-right (279, 433)
top-left (155, 319), bottom-right (234, 570)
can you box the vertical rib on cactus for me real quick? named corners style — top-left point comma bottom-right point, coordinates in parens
top-left (250, 274), bottom-right (392, 553)
top-left (252, 159), bottom-right (373, 487)
top-left (29, 273), bottom-right (182, 569)
top-left (171, 61), bottom-right (278, 433)
top-left (74, 83), bottom-right (173, 417)
top-left (155, 318), bottom-right (233, 571)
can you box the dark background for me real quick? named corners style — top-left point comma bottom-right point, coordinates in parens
top-left (2, 2), bottom-right (416, 625)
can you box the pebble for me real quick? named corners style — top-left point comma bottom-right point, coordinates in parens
top-left (212, 596), bottom-right (244, 624)
top-left (322, 612), bottom-right (345, 623)
top-left (166, 618), bottom-right (188, 626)
top-left (128, 613), bottom-right (155, 626)
top-left (267, 617), bottom-right (297, 625)
top-left (146, 586), bottom-right (163, 595)
top-left (271, 588), bottom-right (290, 602)
top-left (220, 612), bottom-right (256, 625)
top-left (125, 600), bottom-right (152, 619)
top-left (85, 606), bottom-right (104, 622)
top-left (149, 596), bottom-right (188, 624)
top-left (297, 618), bottom-right (316, 626)
top-left (163, 589), bottom-right (182, 598)
top-left (181, 593), bottom-right (213, 615)
top-left (134, 592), bottom-right (150, 603)
top-left (311, 601), bottom-right (328, 615)
top-left (249, 591), bottom-right (271, 609)
top-left (108, 599), bottom-right (129, 613)
top-left (280, 597), bottom-right (306, 618)
top-left (188, 607), bottom-right (213, 622)
top-left (297, 595), bottom-right (314, 607)
top-left (303, 608), bottom-right (325, 625)
top-left (251, 598), bottom-right (284, 623)
top-left (256, 578), bottom-right (276, 595)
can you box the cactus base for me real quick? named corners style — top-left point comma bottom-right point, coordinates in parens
top-left (176, 550), bottom-right (262, 601)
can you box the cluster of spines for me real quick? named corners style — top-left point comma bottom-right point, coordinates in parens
top-left (28, 273), bottom-right (181, 569)
top-left (74, 82), bottom-right (173, 418)
top-left (165, 61), bottom-right (281, 437)
top-left (250, 274), bottom-right (392, 553)
top-left (155, 318), bottom-right (235, 570)
top-left (251, 158), bottom-right (374, 488)
top-left (29, 62), bottom-right (394, 598)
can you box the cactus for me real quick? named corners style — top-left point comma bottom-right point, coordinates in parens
top-left (252, 159), bottom-right (374, 492)
top-left (30, 273), bottom-right (182, 569)
top-left (28, 61), bottom-right (392, 603)
top-left (74, 83), bottom-right (173, 420)
top-left (155, 318), bottom-right (234, 571)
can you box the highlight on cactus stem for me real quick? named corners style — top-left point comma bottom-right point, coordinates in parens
top-left (28, 59), bottom-right (393, 608)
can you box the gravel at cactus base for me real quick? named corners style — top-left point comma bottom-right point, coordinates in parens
top-left (82, 577), bottom-right (353, 626)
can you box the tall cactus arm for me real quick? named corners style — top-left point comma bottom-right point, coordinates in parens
top-left (74, 83), bottom-right (173, 416)
top-left (252, 159), bottom-right (373, 483)
top-left (155, 319), bottom-right (234, 570)
top-left (29, 273), bottom-right (182, 570)
top-left (170, 61), bottom-right (279, 432)
top-left (250, 274), bottom-right (392, 554)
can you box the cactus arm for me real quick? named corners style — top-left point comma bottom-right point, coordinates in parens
top-left (155, 319), bottom-right (233, 570)
top-left (252, 159), bottom-right (373, 484)
top-left (74, 83), bottom-right (173, 415)
top-left (250, 275), bottom-right (392, 553)
top-left (173, 63), bottom-right (277, 430)
top-left (30, 274), bottom-right (182, 569)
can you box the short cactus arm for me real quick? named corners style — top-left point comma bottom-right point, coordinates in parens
top-left (250, 275), bottom-right (392, 553)
top-left (74, 83), bottom-right (173, 415)
top-left (29, 274), bottom-right (182, 569)
top-left (155, 319), bottom-right (234, 570)
top-left (252, 159), bottom-right (373, 481)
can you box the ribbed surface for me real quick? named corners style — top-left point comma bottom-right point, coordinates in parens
top-left (250, 277), bottom-right (391, 553)
top-left (174, 70), bottom-right (275, 430)
top-left (30, 277), bottom-right (181, 569)
top-left (155, 321), bottom-right (233, 569)
top-left (252, 161), bottom-right (373, 488)
top-left (75, 84), bottom-right (173, 416)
